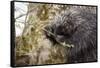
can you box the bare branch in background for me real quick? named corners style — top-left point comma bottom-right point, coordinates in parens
top-left (15, 13), bottom-right (26, 20)
top-left (22, 3), bottom-right (30, 36)
top-left (15, 6), bottom-right (26, 13)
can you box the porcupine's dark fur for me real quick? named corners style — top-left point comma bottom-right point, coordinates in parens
top-left (44, 6), bottom-right (97, 63)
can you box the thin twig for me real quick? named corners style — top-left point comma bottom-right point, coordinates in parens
top-left (42, 28), bottom-right (73, 48)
